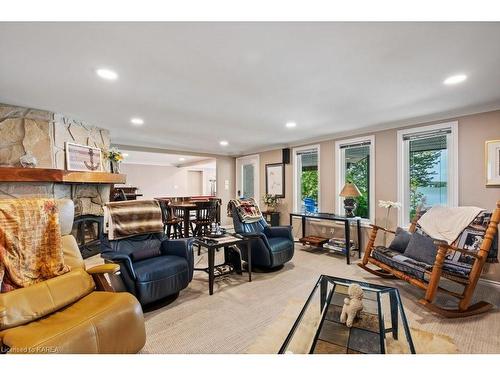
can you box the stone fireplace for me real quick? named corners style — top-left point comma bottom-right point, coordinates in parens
top-left (72, 185), bottom-right (108, 217)
top-left (0, 103), bottom-right (120, 258)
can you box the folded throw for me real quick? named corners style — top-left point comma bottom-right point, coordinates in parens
top-left (417, 205), bottom-right (484, 244)
top-left (227, 198), bottom-right (263, 223)
top-left (104, 200), bottom-right (164, 240)
top-left (0, 198), bottom-right (70, 293)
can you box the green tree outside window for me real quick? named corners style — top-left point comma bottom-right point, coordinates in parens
top-left (301, 169), bottom-right (318, 203)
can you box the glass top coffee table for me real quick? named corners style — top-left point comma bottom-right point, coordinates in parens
top-left (279, 275), bottom-right (415, 354)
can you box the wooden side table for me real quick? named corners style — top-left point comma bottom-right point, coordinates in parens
top-left (262, 211), bottom-right (280, 226)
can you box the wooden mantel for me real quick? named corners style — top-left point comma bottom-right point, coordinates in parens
top-left (0, 167), bottom-right (126, 184)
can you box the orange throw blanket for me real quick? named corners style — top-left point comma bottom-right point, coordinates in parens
top-left (0, 199), bottom-right (70, 292)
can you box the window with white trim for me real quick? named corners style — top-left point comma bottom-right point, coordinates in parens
top-left (293, 145), bottom-right (320, 213)
top-left (335, 136), bottom-right (375, 221)
top-left (397, 122), bottom-right (458, 226)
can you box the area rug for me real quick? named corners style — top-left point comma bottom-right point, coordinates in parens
top-left (246, 299), bottom-right (459, 354)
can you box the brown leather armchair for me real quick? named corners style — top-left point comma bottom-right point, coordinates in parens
top-left (0, 199), bottom-right (146, 354)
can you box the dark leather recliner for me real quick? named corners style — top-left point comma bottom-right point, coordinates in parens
top-left (231, 207), bottom-right (294, 268)
top-left (101, 233), bottom-right (194, 306)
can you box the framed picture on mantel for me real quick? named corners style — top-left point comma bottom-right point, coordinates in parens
top-left (65, 142), bottom-right (103, 172)
top-left (266, 163), bottom-right (285, 198)
top-left (485, 140), bottom-right (500, 186)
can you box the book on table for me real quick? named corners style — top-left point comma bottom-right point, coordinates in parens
top-left (323, 237), bottom-right (356, 253)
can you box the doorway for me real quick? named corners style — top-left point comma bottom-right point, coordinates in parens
top-left (236, 155), bottom-right (260, 200)
top-left (187, 170), bottom-right (203, 195)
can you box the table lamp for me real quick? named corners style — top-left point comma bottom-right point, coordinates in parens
top-left (339, 182), bottom-right (361, 217)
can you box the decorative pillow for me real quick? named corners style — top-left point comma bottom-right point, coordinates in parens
top-left (130, 247), bottom-right (161, 262)
top-left (403, 231), bottom-right (438, 265)
top-left (388, 227), bottom-right (412, 253)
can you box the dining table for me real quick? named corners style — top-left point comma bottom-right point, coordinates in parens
top-left (155, 197), bottom-right (222, 238)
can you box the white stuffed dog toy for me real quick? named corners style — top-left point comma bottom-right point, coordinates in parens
top-left (340, 284), bottom-right (364, 327)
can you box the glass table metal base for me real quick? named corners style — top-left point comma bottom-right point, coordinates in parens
top-left (279, 275), bottom-right (415, 354)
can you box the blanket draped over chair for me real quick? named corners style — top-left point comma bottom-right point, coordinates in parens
top-left (104, 200), bottom-right (164, 240)
top-left (0, 198), bottom-right (70, 293)
top-left (416, 207), bottom-right (498, 268)
top-left (227, 198), bottom-right (263, 224)
top-left (417, 205), bottom-right (484, 244)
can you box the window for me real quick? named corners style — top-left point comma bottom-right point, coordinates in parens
top-left (397, 122), bottom-right (458, 226)
top-left (336, 136), bottom-right (375, 222)
top-left (293, 145), bottom-right (320, 212)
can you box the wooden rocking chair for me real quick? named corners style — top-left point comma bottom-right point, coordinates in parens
top-left (359, 201), bottom-right (500, 318)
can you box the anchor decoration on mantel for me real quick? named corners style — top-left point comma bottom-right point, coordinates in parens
top-left (84, 148), bottom-right (100, 171)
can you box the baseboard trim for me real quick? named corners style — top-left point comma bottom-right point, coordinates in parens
top-left (478, 278), bottom-right (500, 288)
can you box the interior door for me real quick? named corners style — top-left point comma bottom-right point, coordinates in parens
top-left (187, 170), bottom-right (203, 195)
top-left (236, 155), bottom-right (260, 200)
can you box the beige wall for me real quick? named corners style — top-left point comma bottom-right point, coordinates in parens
top-left (252, 109), bottom-right (500, 281)
top-left (118, 164), bottom-right (195, 199)
top-left (216, 156), bottom-right (236, 224)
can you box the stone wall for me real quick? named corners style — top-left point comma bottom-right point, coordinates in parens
top-left (0, 103), bottom-right (110, 170)
top-left (0, 103), bottom-right (112, 214)
top-left (0, 104), bottom-right (53, 168)
top-left (53, 113), bottom-right (111, 171)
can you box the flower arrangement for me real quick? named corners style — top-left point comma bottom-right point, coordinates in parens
top-left (263, 194), bottom-right (281, 212)
top-left (104, 147), bottom-right (125, 173)
top-left (378, 200), bottom-right (401, 210)
top-left (105, 147), bottom-right (124, 162)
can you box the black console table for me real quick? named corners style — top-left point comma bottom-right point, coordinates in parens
top-left (194, 235), bottom-right (251, 295)
top-left (262, 211), bottom-right (280, 226)
top-left (289, 212), bottom-right (362, 265)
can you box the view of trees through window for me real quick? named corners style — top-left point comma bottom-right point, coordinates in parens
top-left (301, 169), bottom-right (318, 203)
top-left (408, 134), bottom-right (448, 221)
top-left (344, 146), bottom-right (370, 219)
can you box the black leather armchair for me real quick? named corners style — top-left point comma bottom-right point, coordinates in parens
top-left (101, 233), bottom-right (194, 305)
top-left (231, 207), bottom-right (294, 268)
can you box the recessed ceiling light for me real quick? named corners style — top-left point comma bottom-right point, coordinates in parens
top-left (130, 118), bottom-right (144, 126)
top-left (219, 140), bottom-right (229, 146)
top-left (122, 153), bottom-right (129, 157)
top-left (443, 74), bottom-right (467, 85)
top-left (286, 122), bottom-right (297, 128)
top-left (179, 157), bottom-right (186, 162)
top-left (96, 68), bottom-right (118, 80)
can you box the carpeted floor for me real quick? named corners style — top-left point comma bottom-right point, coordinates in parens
top-left (87, 245), bottom-right (500, 354)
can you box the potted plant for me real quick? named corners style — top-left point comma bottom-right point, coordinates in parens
top-left (263, 194), bottom-right (281, 212)
top-left (104, 147), bottom-right (124, 173)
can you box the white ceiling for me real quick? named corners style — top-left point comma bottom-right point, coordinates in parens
top-left (121, 149), bottom-right (214, 167)
top-left (1, 22), bottom-right (500, 155)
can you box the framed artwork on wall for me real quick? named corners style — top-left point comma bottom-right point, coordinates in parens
top-left (65, 142), bottom-right (103, 172)
top-left (485, 140), bottom-right (500, 186)
top-left (266, 163), bottom-right (285, 198)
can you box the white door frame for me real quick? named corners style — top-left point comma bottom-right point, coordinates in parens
top-left (235, 154), bottom-right (260, 201)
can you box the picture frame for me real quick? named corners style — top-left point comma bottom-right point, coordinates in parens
top-left (65, 142), bottom-right (103, 172)
top-left (485, 140), bottom-right (500, 186)
top-left (265, 163), bottom-right (285, 198)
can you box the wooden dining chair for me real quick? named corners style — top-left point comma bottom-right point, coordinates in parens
top-left (190, 200), bottom-right (219, 237)
top-left (158, 200), bottom-right (183, 239)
